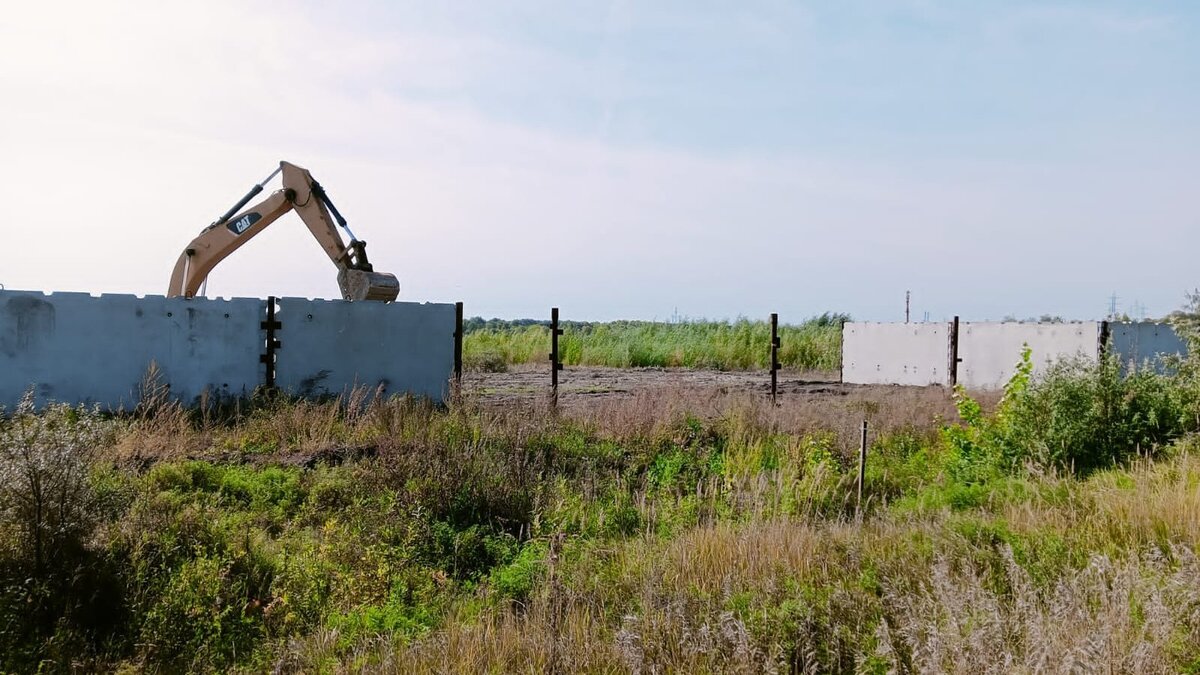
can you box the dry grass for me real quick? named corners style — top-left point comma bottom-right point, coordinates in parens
top-left (880, 545), bottom-right (1200, 673)
top-left (19, 374), bottom-right (1195, 673)
top-left (401, 542), bottom-right (1194, 674)
top-left (998, 448), bottom-right (1200, 551)
top-left (565, 383), bottom-right (970, 455)
top-left (108, 378), bottom-right (966, 469)
top-left (283, 537), bottom-right (1200, 673)
top-left (264, 445), bottom-right (1200, 673)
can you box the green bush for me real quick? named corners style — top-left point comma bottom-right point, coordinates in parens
top-left (147, 462), bottom-right (304, 515)
top-left (944, 346), bottom-right (1197, 477)
top-left (1006, 355), bottom-right (1193, 472)
top-left (466, 350), bottom-right (509, 373)
top-left (489, 540), bottom-right (548, 603)
top-left (139, 555), bottom-right (263, 670)
top-left (0, 396), bottom-right (125, 670)
top-left (326, 569), bottom-right (444, 644)
top-left (0, 396), bottom-right (114, 573)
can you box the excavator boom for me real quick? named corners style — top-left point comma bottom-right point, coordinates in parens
top-left (168, 161), bottom-right (399, 302)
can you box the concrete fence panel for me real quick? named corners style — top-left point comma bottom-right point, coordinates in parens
top-left (842, 322), bottom-right (948, 386)
top-left (274, 298), bottom-right (456, 402)
top-left (1108, 322), bottom-right (1188, 371)
top-left (958, 322), bottom-right (1101, 390)
top-left (0, 290), bottom-right (263, 410)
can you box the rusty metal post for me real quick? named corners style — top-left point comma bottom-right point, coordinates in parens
top-left (948, 315), bottom-right (961, 387)
top-left (453, 301), bottom-right (464, 392)
top-left (550, 307), bottom-right (563, 407)
top-left (857, 419), bottom-right (868, 521)
top-left (259, 296), bottom-right (281, 390)
top-left (769, 313), bottom-right (780, 404)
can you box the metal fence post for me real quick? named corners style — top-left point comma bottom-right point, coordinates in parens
top-left (770, 313), bottom-right (780, 404)
top-left (550, 307), bottom-right (563, 407)
top-left (857, 419), bottom-right (868, 521)
top-left (259, 296), bottom-right (281, 391)
top-left (453, 301), bottom-right (464, 396)
top-left (1098, 319), bottom-right (1111, 360)
top-left (948, 315), bottom-right (961, 387)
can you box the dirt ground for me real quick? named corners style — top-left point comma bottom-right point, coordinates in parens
top-left (109, 367), bottom-right (980, 467)
top-left (465, 366), bottom-right (847, 405)
top-left (462, 366), bottom-right (983, 447)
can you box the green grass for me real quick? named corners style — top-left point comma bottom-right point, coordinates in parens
top-left (462, 315), bottom-right (846, 371)
top-left (2, 351), bottom-right (1199, 672)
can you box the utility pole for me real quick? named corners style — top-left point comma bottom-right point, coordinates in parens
top-left (905, 290), bottom-right (911, 323)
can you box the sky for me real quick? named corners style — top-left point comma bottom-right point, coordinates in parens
top-left (1, 1), bottom-right (1197, 322)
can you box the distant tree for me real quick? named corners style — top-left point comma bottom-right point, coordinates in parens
top-left (1166, 288), bottom-right (1200, 345)
top-left (811, 312), bottom-right (851, 327)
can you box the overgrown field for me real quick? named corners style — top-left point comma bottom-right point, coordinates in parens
top-left (462, 315), bottom-right (846, 372)
top-left (3, 349), bottom-right (1200, 673)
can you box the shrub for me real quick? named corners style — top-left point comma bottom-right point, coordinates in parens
top-left (139, 555), bottom-right (263, 670)
top-left (0, 395), bottom-right (126, 669)
top-left (944, 347), bottom-right (1197, 477)
top-left (0, 393), bottom-right (114, 573)
top-left (326, 568), bottom-right (444, 644)
top-left (463, 349), bottom-right (508, 373)
top-left (1006, 355), bottom-right (1193, 472)
top-left (489, 540), bottom-right (548, 603)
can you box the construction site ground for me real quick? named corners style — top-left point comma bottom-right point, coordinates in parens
top-left (112, 365), bottom-right (987, 469)
top-left (464, 365), bottom-right (845, 405)
top-left (461, 366), bottom-right (984, 439)
top-left (465, 365), bottom-right (984, 417)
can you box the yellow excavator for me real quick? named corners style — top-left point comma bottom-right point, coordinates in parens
top-left (168, 161), bottom-right (400, 301)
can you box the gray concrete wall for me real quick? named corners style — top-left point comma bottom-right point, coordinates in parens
top-left (842, 320), bottom-right (1122, 390)
top-left (1108, 322), bottom-right (1188, 371)
top-left (2, 290), bottom-right (457, 411)
top-left (842, 320), bottom-right (1190, 390)
top-left (842, 322), bottom-right (949, 386)
top-left (274, 298), bottom-right (456, 402)
top-left (0, 290), bottom-right (263, 410)
top-left (958, 322), bottom-right (1101, 390)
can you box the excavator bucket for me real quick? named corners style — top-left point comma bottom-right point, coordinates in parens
top-left (338, 269), bottom-right (400, 302)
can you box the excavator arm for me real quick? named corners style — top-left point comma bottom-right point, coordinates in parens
top-left (167, 161), bottom-right (400, 302)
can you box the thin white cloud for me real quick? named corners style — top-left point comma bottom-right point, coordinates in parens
top-left (0, 1), bottom-right (1196, 322)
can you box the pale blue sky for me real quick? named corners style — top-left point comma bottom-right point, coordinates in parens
top-left (345, 2), bottom-right (1198, 157)
top-left (1, 1), bottom-right (1196, 321)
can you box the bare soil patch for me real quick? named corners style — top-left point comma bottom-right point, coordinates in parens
top-left (465, 365), bottom-right (846, 405)
top-left (464, 366), bottom-right (985, 451)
